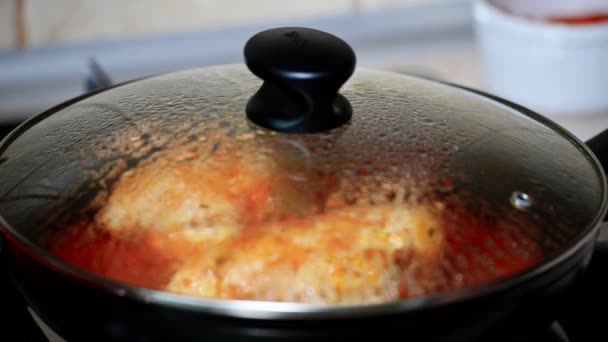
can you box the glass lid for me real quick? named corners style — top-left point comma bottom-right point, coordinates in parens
top-left (0, 27), bottom-right (603, 305)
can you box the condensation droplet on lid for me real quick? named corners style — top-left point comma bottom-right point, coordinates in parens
top-left (434, 201), bottom-right (445, 210)
top-left (421, 118), bottom-right (435, 125)
top-left (380, 182), bottom-right (393, 191)
top-left (183, 150), bottom-right (199, 160)
top-left (236, 133), bottom-right (255, 141)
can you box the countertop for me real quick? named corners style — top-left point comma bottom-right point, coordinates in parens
top-left (381, 44), bottom-right (608, 142)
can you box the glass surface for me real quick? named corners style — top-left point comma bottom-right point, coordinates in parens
top-left (0, 65), bottom-right (603, 304)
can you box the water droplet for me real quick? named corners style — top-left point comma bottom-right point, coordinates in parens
top-left (422, 118), bottom-right (435, 125)
top-left (236, 133), bottom-right (254, 141)
top-left (357, 168), bottom-right (371, 176)
top-left (182, 150), bottom-right (199, 160)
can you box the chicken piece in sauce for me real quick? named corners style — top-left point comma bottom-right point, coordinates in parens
top-left (167, 205), bottom-right (444, 304)
top-left (95, 146), bottom-right (338, 243)
top-left (89, 141), bottom-right (446, 304)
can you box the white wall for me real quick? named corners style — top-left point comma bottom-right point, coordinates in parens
top-left (2, 0), bottom-right (457, 50)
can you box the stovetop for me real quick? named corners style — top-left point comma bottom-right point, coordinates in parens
top-left (0, 263), bottom-right (574, 342)
top-left (0, 263), bottom-right (578, 342)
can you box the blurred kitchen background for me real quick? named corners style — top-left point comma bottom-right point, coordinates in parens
top-left (0, 0), bottom-right (606, 141)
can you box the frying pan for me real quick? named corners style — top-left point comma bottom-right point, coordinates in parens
top-left (1, 27), bottom-right (608, 342)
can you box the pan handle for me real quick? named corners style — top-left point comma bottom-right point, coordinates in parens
top-left (587, 127), bottom-right (608, 243)
top-left (556, 129), bottom-right (608, 340)
top-left (557, 222), bottom-right (608, 341)
top-left (585, 128), bottom-right (608, 183)
top-left (582, 126), bottom-right (608, 298)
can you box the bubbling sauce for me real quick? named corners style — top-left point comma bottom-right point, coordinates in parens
top-left (40, 140), bottom-right (545, 304)
top-left (42, 207), bottom-right (544, 304)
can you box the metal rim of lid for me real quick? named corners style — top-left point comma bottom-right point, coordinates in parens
top-left (0, 72), bottom-right (605, 320)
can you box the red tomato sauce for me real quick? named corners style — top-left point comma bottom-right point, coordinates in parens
top-left (497, 5), bottom-right (608, 26)
top-left (42, 211), bottom-right (544, 297)
top-left (546, 12), bottom-right (608, 25)
top-left (440, 211), bottom-right (544, 284)
top-left (43, 222), bottom-right (188, 290)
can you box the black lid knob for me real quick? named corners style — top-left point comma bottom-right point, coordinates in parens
top-left (244, 27), bottom-right (356, 133)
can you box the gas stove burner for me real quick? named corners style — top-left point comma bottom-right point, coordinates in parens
top-left (83, 58), bottom-right (113, 93)
top-left (7, 306), bottom-right (579, 342)
top-left (0, 264), bottom-right (580, 342)
top-left (28, 308), bottom-right (63, 342)
top-left (0, 261), bottom-right (580, 342)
